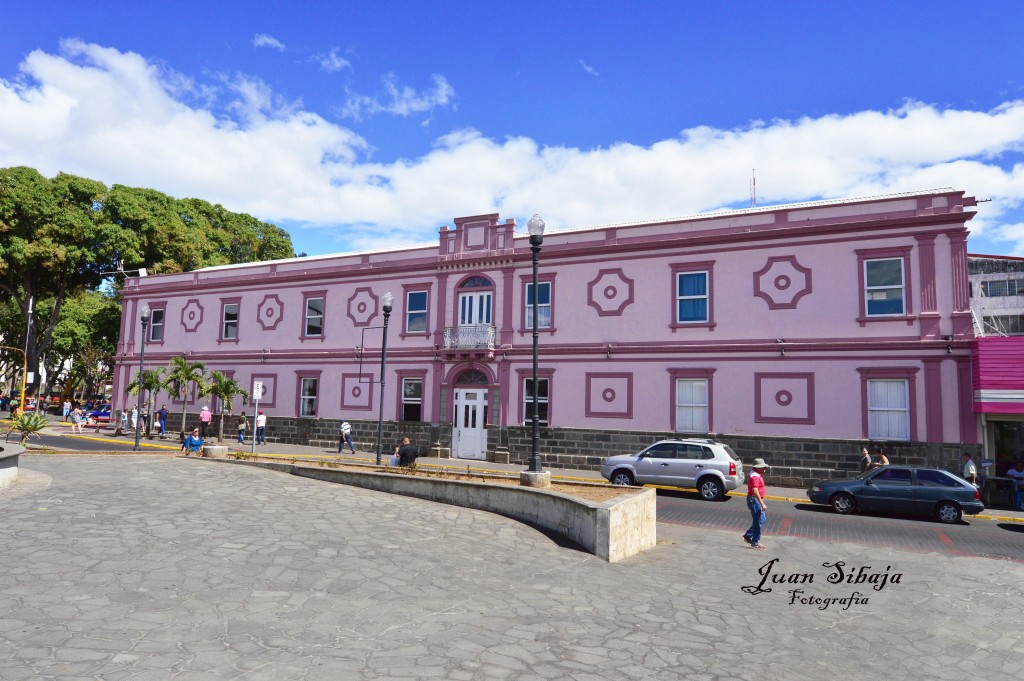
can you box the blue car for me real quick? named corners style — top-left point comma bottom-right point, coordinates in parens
top-left (85, 404), bottom-right (112, 424)
top-left (807, 465), bottom-right (984, 524)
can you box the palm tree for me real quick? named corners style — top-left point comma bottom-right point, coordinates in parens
top-left (164, 356), bottom-right (207, 440)
top-left (125, 367), bottom-right (166, 438)
top-left (206, 371), bottom-right (251, 442)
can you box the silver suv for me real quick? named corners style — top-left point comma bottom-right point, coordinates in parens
top-left (600, 439), bottom-right (745, 501)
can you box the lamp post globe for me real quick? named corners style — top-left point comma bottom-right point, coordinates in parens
top-left (133, 304), bottom-right (151, 451)
top-left (375, 292), bottom-right (394, 466)
top-left (527, 215), bottom-right (545, 473)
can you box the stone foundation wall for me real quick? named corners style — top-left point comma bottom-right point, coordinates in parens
top-left (164, 412), bottom-right (979, 487)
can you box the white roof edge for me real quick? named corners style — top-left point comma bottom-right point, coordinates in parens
top-left (167, 188), bottom-right (964, 277)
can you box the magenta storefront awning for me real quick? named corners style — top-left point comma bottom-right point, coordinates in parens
top-left (974, 336), bottom-right (1024, 414)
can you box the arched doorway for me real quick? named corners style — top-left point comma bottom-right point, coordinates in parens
top-left (452, 368), bottom-right (490, 459)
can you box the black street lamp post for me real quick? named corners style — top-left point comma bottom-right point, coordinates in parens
top-left (375, 292), bottom-right (394, 465)
top-left (133, 304), bottom-right (151, 452)
top-left (527, 214), bottom-right (546, 473)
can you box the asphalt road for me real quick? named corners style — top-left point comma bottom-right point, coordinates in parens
top-left (655, 487), bottom-right (1024, 561)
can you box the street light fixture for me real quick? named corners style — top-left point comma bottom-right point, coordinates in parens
top-left (375, 292), bottom-right (394, 465)
top-left (133, 304), bottom-right (151, 451)
top-left (527, 214), bottom-right (545, 473)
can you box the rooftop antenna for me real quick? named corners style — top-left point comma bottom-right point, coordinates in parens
top-left (750, 169), bottom-right (757, 207)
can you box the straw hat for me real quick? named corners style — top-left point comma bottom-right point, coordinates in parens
top-left (751, 458), bottom-right (769, 469)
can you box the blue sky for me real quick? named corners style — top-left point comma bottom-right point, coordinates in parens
top-left (3, 1), bottom-right (1024, 257)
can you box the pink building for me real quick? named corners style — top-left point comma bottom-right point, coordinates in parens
top-left (115, 189), bottom-right (979, 477)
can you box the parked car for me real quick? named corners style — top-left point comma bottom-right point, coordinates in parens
top-left (807, 466), bottom-right (983, 523)
top-left (601, 439), bottom-right (745, 500)
top-left (85, 404), bottom-right (112, 424)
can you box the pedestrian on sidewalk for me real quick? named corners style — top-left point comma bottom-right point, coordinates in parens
top-left (130, 406), bottom-right (138, 432)
top-left (70, 407), bottom-right (83, 434)
top-left (339, 418), bottom-right (355, 454)
top-left (237, 414), bottom-right (249, 444)
top-left (871, 446), bottom-right (890, 469)
top-left (859, 446), bottom-right (872, 473)
top-left (255, 410), bottom-right (267, 445)
top-left (961, 452), bottom-right (978, 487)
top-left (157, 404), bottom-right (169, 437)
top-left (1006, 461), bottom-right (1024, 511)
top-left (742, 458), bottom-right (769, 550)
top-left (199, 406), bottom-right (212, 439)
top-left (62, 400), bottom-right (71, 422)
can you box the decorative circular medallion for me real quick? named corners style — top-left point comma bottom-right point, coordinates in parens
top-left (602, 388), bottom-right (616, 402)
top-left (775, 390), bottom-right (793, 406)
top-left (774, 275), bottom-right (791, 290)
top-left (352, 386), bottom-right (362, 398)
top-left (357, 302), bottom-right (367, 313)
top-left (604, 286), bottom-right (617, 299)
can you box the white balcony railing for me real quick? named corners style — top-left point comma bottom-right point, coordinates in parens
top-left (443, 324), bottom-right (496, 350)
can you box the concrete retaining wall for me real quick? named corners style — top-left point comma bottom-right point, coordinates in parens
top-left (0, 444), bottom-right (23, 489)
top-left (199, 458), bottom-right (657, 562)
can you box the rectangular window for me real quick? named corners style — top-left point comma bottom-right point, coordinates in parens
top-left (525, 281), bottom-right (552, 329)
top-left (675, 378), bottom-right (709, 432)
top-left (982, 279), bottom-right (1024, 297)
top-left (864, 258), bottom-right (905, 316)
top-left (299, 377), bottom-right (319, 417)
top-left (221, 303), bottom-right (239, 340)
top-left (148, 308), bottom-right (164, 342)
top-left (402, 378), bottom-right (423, 421)
top-left (523, 377), bottom-right (549, 426)
top-left (867, 379), bottom-right (910, 440)
top-left (406, 291), bottom-right (428, 333)
top-left (304, 296), bottom-right (324, 337)
top-left (983, 315), bottom-right (1024, 336)
top-left (676, 271), bottom-right (709, 323)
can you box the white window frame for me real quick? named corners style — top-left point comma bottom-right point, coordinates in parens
top-left (523, 377), bottom-right (549, 427)
top-left (299, 377), bottom-right (319, 417)
top-left (221, 302), bottom-right (239, 340)
top-left (406, 290), bottom-right (428, 333)
top-left (148, 308), bottom-right (164, 342)
top-left (676, 271), bottom-right (709, 324)
top-left (304, 296), bottom-right (324, 337)
top-left (675, 378), bottom-right (709, 433)
top-left (867, 379), bottom-right (910, 440)
top-left (864, 258), bottom-right (905, 317)
top-left (525, 281), bottom-right (552, 330)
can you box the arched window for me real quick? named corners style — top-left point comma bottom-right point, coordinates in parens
top-left (455, 369), bottom-right (490, 385)
top-left (459, 276), bottom-right (493, 289)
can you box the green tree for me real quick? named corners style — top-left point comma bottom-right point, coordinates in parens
top-left (206, 370), bottom-right (251, 442)
top-left (47, 290), bottom-right (121, 400)
top-left (164, 356), bottom-right (207, 440)
top-left (0, 167), bottom-right (140, 396)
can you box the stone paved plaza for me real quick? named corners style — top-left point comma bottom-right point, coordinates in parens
top-left (1, 455), bottom-right (1022, 680)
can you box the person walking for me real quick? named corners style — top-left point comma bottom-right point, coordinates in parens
top-left (199, 406), bottom-right (212, 439)
top-left (859, 446), bottom-right (872, 473)
top-left (62, 399), bottom-right (71, 422)
top-left (255, 410), bottom-right (267, 445)
top-left (339, 419), bottom-right (355, 454)
top-left (157, 404), bottom-right (169, 437)
top-left (70, 407), bottom-right (83, 434)
top-left (742, 458), bottom-right (770, 550)
top-left (872, 446), bottom-right (890, 468)
top-left (237, 414), bottom-right (249, 444)
top-left (960, 452), bottom-right (978, 487)
top-left (130, 406), bottom-right (138, 432)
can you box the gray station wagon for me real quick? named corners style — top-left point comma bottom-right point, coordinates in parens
top-left (807, 466), bottom-right (984, 523)
top-left (600, 439), bottom-right (745, 501)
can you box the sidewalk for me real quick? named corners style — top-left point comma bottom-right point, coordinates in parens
top-left (36, 420), bottom-right (1024, 521)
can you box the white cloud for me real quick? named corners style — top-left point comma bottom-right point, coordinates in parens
top-left (341, 73), bottom-right (455, 120)
top-left (579, 59), bottom-right (598, 76)
top-left (317, 48), bottom-right (351, 73)
top-left (252, 34), bottom-right (286, 51)
top-left (2, 42), bottom-right (1024, 255)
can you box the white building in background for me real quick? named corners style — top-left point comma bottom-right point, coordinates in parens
top-left (969, 254), bottom-right (1024, 336)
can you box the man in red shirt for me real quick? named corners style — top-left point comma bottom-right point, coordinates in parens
top-left (742, 458), bottom-right (769, 550)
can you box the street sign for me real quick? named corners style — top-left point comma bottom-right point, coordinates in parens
top-left (253, 380), bottom-right (263, 397)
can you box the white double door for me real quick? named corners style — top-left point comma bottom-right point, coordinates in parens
top-left (453, 388), bottom-right (487, 459)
